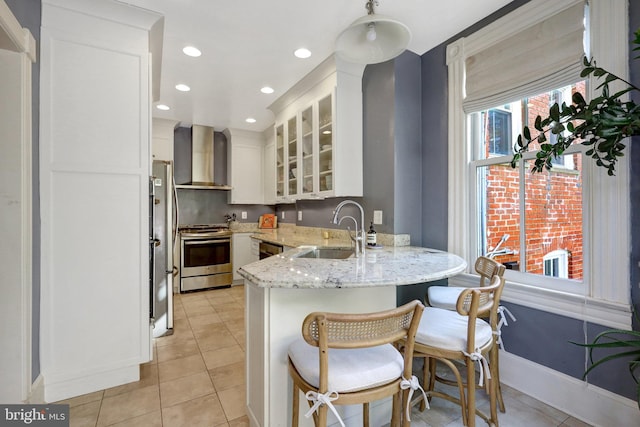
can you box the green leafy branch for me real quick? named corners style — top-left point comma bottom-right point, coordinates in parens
top-left (511, 29), bottom-right (640, 176)
top-left (571, 328), bottom-right (640, 409)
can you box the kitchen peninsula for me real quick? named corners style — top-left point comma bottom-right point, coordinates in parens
top-left (238, 246), bottom-right (466, 427)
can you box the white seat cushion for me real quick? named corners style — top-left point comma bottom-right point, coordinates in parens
top-left (427, 286), bottom-right (464, 310)
top-left (288, 340), bottom-right (403, 393)
top-left (416, 307), bottom-right (493, 351)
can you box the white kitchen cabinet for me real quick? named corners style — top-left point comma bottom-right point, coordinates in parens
top-left (225, 128), bottom-right (265, 204)
top-left (152, 118), bottom-right (179, 161)
top-left (263, 134), bottom-right (276, 205)
top-left (232, 232), bottom-right (258, 283)
top-left (39, 0), bottom-right (162, 402)
top-left (269, 55), bottom-right (364, 203)
top-left (274, 116), bottom-right (301, 202)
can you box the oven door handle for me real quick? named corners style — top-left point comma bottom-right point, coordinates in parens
top-left (184, 238), bottom-right (231, 245)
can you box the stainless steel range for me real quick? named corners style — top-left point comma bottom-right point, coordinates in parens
top-left (179, 224), bottom-right (233, 292)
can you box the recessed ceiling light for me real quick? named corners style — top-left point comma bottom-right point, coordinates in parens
top-left (322, 130), bottom-right (332, 135)
top-left (182, 46), bottom-right (201, 57)
top-left (175, 84), bottom-right (190, 92)
top-left (245, 118), bottom-right (257, 123)
top-left (156, 104), bottom-right (170, 111)
top-left (261, 86), bottom-right (274, 94)
top-left (294, 48), bottom-right (311, 59)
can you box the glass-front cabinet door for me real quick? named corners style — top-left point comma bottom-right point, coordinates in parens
top-left (287, 116), bottom-right (298, 198)
top-left (275, 124), bottom-right (285, 199)
top-left (273, 92), bottom-right (336, 202)
top-left (301, 106), bottom-right (314, 196)
top-left (318, 94), bottom-right (333, 194)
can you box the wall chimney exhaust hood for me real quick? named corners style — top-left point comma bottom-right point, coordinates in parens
top-left (175, 125), bottom-right (232, 190)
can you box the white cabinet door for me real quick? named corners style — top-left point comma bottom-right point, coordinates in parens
top-left (226, 128), bottom-right (264, 204)
top-left (39, 1), bottom-right (160, 402)
top-left (263, 141), bottom-right (276, 205)
top-left (152, 118), bottom-right (179, 161)
top-left (233, 233), bottom-right (259, 282)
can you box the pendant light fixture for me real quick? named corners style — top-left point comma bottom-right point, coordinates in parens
top-left (335, 0), bottom-right (411, 64)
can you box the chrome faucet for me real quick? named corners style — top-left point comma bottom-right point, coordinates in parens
top-left (331, 200), bottom-right (366, 256)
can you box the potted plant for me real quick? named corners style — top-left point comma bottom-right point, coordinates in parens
top-left (571, 326), bottom-right (640, 409)
top-left (512, 29), bottom-right (640, 408)
top-left (511, 29), bottom-right (640, 176)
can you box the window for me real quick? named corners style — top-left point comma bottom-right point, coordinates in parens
top-left (446, 0), bottom-right (631, 329)
top-left (485, 108), bottom-right (512, 156)
top-left (544, 249), bottom-right (569, 279)
top-left (470, 84), bottom-right (585, 292)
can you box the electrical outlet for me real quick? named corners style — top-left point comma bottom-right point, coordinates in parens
top-left (373, 210), bottom-right (383, 225)
top-left (298, 210), bottom-right (303, 221)
top-left (281, 211), bottom-right (285, 220)
top-left (241, 211), bottom-right (247, 219)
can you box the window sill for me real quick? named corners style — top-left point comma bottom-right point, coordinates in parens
top-left (448, 273), bottom-right (633, 330)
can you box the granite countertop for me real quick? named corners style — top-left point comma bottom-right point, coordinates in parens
top-left (247, 228), bottom-right (353, 249)
top-left (238, 245), bottom-right (467, 289)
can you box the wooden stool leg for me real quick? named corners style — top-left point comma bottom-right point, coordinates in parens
top-left (292, 382), bottom-right (299, 427)
top-left (363, 402), bottom-right (370, 427)
top-left (489, 374), bottom-right (499, 427)
top-left (491, 346), bottom-right (505, 413)
top-left (419, 356), bottom-right (429, 412)
top-left (466, 358), bottom-right (476, 427)
top-left (392, 391), bottom-right (401, 427)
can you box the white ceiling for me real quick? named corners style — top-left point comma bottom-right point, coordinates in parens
top-left (120, 0), bottom-right (513, 132)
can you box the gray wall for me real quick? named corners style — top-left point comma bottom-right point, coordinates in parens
top-left (361, 51), bottom-right (428, 305)
top-left (392, 52), bottom-right (423, 246)
top-left (421, 45), bottom-right (449, 250)
top-left (6, 0), bottom-right (41, 383)
top-left (419, 0), bottom-right (639, 401)
top-left (174, 126), bottom-right (273, 225)
top-left (362, 60), bottom-right (396, 234)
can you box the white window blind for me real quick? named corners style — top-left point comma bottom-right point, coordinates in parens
top-left (463, 2), bottom-right (586, 112)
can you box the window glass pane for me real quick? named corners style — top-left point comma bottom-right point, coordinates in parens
top-left (486, 109), bottom-right (512, 155)
top-left (473, 82), bottom-right (585, 285)
top-left (524, 158), bottom-right (583, 280)
top-left (476, 101), bottom-right (520, 160)
top-left (476, 162), bottom-right (520, 269)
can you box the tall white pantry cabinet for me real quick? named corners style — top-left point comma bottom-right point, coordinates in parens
top-left (39, 0), bottom-right (163, 402)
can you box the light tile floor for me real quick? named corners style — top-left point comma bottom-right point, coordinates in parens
top-left (57, 285), bottom-right (592, 426)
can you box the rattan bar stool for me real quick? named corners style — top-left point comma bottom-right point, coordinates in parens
top-left (287, 300), bottom-right (425, 427)
top-left (426, 256), bottom-right (509, 412)
top-left (413, 275), bottom-right (505, 427)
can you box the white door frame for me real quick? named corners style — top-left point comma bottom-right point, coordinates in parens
top-left (0, 0), bottom-right (36, 403)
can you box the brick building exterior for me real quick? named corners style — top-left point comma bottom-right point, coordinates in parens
top-left (483, 82), bottom-right (585, 280)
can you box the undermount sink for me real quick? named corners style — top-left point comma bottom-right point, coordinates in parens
top-left (296, 247), bottom-right (355, 259)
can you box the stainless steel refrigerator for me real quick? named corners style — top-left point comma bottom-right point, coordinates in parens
top-left (150, 160), bottom-right (177, 337)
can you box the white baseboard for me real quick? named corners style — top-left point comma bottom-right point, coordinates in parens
top-left (43, 364), bottom-right (140, 403)
top-left (27, 374), bottom-right (45, 404)
top-left (500, 351), bottom-right (640, 426)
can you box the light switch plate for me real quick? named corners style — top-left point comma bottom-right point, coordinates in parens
top-left (281, 211), bottom-right (285, 220)
top-left (298, 211), bottom-right (303, 221)
top-left (373, 210), bottom-right (383, 225)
